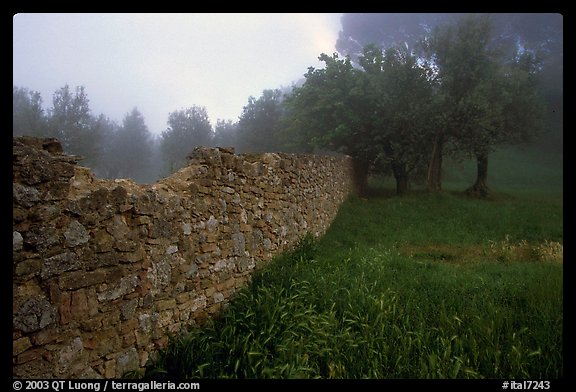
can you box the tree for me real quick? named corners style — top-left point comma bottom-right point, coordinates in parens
top-left (111, 108), bottom-right (154, 183)
top-left (13, 86), bottom-right (47, 137)
top-left (358, 44), bottom-right (436, 195)
top-left (337, 12), bottom-right (561, 190)
top-left (213, 119), bottom-right (239, 149)
top-left (285, 46), bottom-right (435, 196)
top-left (285, 52), bottom-right (377, 195)
top-left (425, 14), bottom-right (545, 197)
top-left (160, 106), bottom-right (213, 173)
top-left (91, 114), bottom-right (121, 179)
top-left (48, 85), bottom-right (101, 167)
top-left (464, 51), bottom-right (545, 197)
top-left (236, 89), bottom-right (287, 153)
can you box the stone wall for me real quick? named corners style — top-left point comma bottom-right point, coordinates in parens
top-left (12, 136), bottom-right (355, 379)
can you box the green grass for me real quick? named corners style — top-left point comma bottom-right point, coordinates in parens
top-left (142, 146), bottom-right (563, 379)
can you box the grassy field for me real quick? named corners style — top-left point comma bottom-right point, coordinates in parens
top-left (142, 146), bottom-right (563, 380)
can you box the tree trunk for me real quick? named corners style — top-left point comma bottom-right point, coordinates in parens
top-left (427, 135), bottom-right (443, 192)
top-left (352, 158), bottom-right (370, 197)
top-left (466, 152), bottom-right (490, 198)
top-left (391, 160), bottom-right (408, 196)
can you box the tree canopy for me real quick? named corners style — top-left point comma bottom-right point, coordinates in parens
top-left (423, 14), bottom-right (546, 196)
top-left (286, 13), bottom-right (548, 197)
top-left (285, 46), bottom-right (436, 195)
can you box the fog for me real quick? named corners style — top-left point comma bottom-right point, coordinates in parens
top-left (13, 13), bottom-right (342, 133)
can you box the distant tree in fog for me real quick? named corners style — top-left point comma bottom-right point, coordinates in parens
top-left (90, 113), bottom-right (162, 183)
top-left (111, 108), bottom-right (154, 183)
top-left (160, 106), bottom-right (213, 174)
top-left (13, 85), bottom-right (162, 183)
top-left (91, 114), bottom-right (121, 178)
top-left (13, 86), bottom-right (47, 137)
top-left (213, 119), bottom-right (239, 149)
top-left (48, 85), bottom-right (102, 168)
top-left (236, 89), bottom-right (287, 153)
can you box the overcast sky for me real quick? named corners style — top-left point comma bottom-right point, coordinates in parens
top-left (13, 13), bottom-right (343, 135)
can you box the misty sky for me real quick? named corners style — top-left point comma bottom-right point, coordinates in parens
top-left (13, 13), bottom-right (343, 134)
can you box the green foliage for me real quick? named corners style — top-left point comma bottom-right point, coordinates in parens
top-left (285, 47), bottom-right (437, 195)
top-left (288, 232), bottom-right (318, 263)
top-left (428, 14), bottom-right (545, 159)
top-left (284, 53), bottom-right (360, 155)
top-left (362, 45), bottom-right (436, 183)
top-left (286, 14), bottom-right (549, 196)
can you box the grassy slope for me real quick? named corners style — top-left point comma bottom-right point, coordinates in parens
top-left (143, 145), bottom-right (563, 380)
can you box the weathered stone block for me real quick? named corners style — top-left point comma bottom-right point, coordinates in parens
top-left (31, 328), bottom-right (60, 346)
top-left (200, 243), bottom-right (219, 253)
top-left (109, 186), bottom-right (128, 206)
top-left (14, 258), bottom-right (43, 278)
top-left (64, 220), bottom-right (90, 247)
top-left (231, 232), bottom-right (246, 256)
top-left (13, 183), bottom-right (40, 207)
top-left (156, 299), bottom-right (176, 312)
top-left (42, 252), bottom-right (82, 280)
top-left (80, 317), bottom-right (103, 332)
top-left (97, 275), bottom-right (139, 302)
top-left (93, 329), bottom-right (121, 358)
top-left (138, 313), bottom-right (158, 334)
top-left (133, 193), bottom-right (154, 215)
top-left (71, 289), bottom-right (89, 318)
top-left (147, 257), bottom-right (171, 293)
top-left (165, 244), bottom-right (178, 255)
top-left (59, 270), bottom-right (108, 290)
top-left (24, 226), bottom-right (60, 253)
top-left (16, 347), bottom-right (47, 365)
top-left (148, 218), bottom-right (176, 239)
top-left (14, 297), bottom-right (58, 333)
top-left (13, 336), bottom-right (33, 356)
top-left (116, 347), bottom-right (139, 377)
top-left (56, 337), bottom-right (84, 375)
